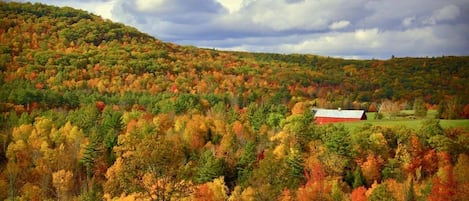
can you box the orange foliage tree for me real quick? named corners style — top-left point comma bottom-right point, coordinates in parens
top-left (351, 186), bottom-right (368, 201)
top-left (297, 162), bottom-right (330, 201)
top-left (361, 154), bottom-right (384, 186)
top-left (193, 177), bottom-right (228, 201)
top-left (428, 164), bottom-right (456, 201)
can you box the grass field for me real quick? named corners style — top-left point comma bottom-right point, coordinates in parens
top-left (339, 110), bottom-right (469, 131)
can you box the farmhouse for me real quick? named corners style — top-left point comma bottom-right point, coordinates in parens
top-left (313, 108), bottom-right (367, 124)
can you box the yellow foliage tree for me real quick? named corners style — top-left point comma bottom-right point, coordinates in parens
top-left (52, 169), bottom-right (74, 200)
top-left (291, 101), bottom-right (309, 115)
top-left (193, 177), bottom-right (228, 201)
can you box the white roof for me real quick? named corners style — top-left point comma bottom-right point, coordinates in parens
top-left (314, 109), bottom-right (365, 119)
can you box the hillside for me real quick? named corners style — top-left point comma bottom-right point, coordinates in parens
top-left (1, 2), bottom-right (468, 200)
top-left (1, 2), bottom-right (469, 112)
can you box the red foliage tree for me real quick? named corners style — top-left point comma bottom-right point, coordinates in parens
top-left (428, 164), bottom-right (456, 201)
top-left (368, 104), bottom-right (377, 112)
top-left (297, 162), bottom-right (330, 201)
top-left (404, 135), bottom-right (423, 176)
top-left (351, 186), bottom-right (368, 201)
top-left (422, 149), bottom-right (438, 176)
top-left (194, 184), bottom-right (216, 201)
top-left (462, 104), bottom-right (469, 119)
top-left (96, 101), bottom-right (105, 112)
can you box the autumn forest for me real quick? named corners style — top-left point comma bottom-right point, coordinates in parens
top-left (0, 2), bottom-right (469, 201)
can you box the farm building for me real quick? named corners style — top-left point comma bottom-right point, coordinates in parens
top-left (313, 108), bottom-right (367, 124)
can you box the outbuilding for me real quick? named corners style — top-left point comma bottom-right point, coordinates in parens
top-left (313, 108), bottom-right (367, 124)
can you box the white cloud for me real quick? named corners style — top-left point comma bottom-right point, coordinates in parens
top-left (402, 16), bottom-right (415, 27)
top-left (424, 4), bottom-right (461, 25)
top-left (434, 4), bottom-right (460, 21)
top-left (135, 0), bottom-right (166, 12)
top-left (215, 0), bottom-right (242, 13)
top-left (278, 28), bottom-right (384, 56)
top-left (273, 24), bottom-right (468, 58)
top-left (329, 20), bottom-right (350, 30)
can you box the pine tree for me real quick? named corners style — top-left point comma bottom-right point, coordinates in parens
top-left (196, 150), bottom-right (224, 183)
top-left (369, 184), bottom-right (396, 201)
top-left (405, 179), bottom-right (415, 201)
top-left (353, 167), bottom-right (366, 188)
top-left (413, 97), bottom-right (427, 118)
top-left (237, 141), bottom-right (256, 186)
top-left (331, 181), bottom-right (345, 201)
top-left (286, 148), bottom-right (304, 188)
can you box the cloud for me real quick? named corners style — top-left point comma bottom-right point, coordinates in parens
top-left (329, 20), bottom-right (351, 30)
top-left (434, 4), bottom-right (460, 21)
top-left (275, 24), bottom-right (468, 58)
top-left (215, 0), bottom-right (242, 13)
top-left (209, 22), bottom-right (469, 59)
top-left (402, 16), bottom-right (415, 27)
top-left (424, 4), bottom-right (461, 25)
top-left (116, 0), bottom-right (226, 24)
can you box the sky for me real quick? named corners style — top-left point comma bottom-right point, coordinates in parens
top-left (10, 0), bottom-right (469, 59)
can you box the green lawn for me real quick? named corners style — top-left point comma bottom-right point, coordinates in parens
top-left (339, 110), bottom-right (469, 131)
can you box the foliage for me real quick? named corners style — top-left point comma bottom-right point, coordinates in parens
top-left (413, 97), bottom-right (428, 118)
top-left (369, 183), bottom-right (396, 201)
top-left (0, 2), bottom-right (468, 200)
top-left (196, 150), bottom-right (225, 184)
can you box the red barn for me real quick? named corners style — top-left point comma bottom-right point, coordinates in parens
top-left (314, 108), bottom-right (367, 124)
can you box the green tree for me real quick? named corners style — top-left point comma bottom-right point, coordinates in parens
top-left (405, 179), bottom-right (416, 201)
top-left (419, 119), bottom-right (444, 140)
top-left (174, 93), bottom-right (200, 114)
top-left (266, 112), bottom-right (284, 132)
top-left (248, 151), bottom-right (287, 200)
top-left (196, 150), bottom-right (225, 184)
top-left (413, 97), bottom-right (427, 118)
top-left (67, 104), bottom-right (99, 133)
top-left (321, 124), bottom-right (351, 156)
top-left (237, 141), bottom-right (256, 187)
top-left (437, 97), bottom-right (463, 119)
top-left (101, 107), bottom-right (123, 162)
top-left (247, 103), bottom-right (268, 131)
top-left (369, 183), bottom-right (396, 201)
top-left (331, 180), bottom-right (345, 201)
top-left (382, 158), bottom-right (403, 181)
top-left (286, 148), bottom-right (305, 188)
top-left (353, 167), bottom-right (366, 188)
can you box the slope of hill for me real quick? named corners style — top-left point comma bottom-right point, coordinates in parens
top-left (1, 2), bottom-right (468, 112)
top-left (1, 2), bottom-right (468, 201)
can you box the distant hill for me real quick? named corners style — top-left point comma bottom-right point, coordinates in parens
top-left (1, 1), bottom-right (468, 112)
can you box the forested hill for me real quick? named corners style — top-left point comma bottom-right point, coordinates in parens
top-left (2, 2), bottom-right (469, 201)
top-left (1, 1), bottom-right (468, 112)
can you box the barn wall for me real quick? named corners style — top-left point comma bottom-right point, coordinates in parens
top-left (315, 117), bottom-right (362, 124)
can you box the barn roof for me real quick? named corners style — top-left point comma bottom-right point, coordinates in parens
top-left (314, 108), bottom-right (366, 119)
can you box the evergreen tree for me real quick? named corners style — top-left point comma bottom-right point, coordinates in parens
top-left (237, 141), bottom-right (257, 186)
top-left (196, 150), bottom-right (224, 184)
top-left (353, 167), bottom-right (366, 188)
top-left (321, 124), bottom-right (351, 156)
top-left (413, 97), bottom-right (427, 118)
top-left (331, 181), bottom-right (345, 201)
top-left (405, 179), bottom-right (416, 201)
top-left (286, 148), bottom-right (305, 188)
top-left (369, 184), bottom-right (396, 201)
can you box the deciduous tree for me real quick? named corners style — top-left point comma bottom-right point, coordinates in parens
top-left (351, 186), bottom-right (368, 201)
